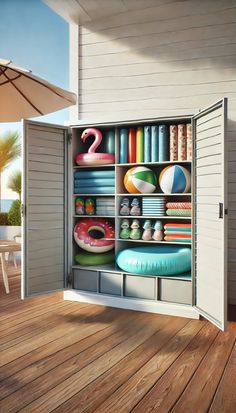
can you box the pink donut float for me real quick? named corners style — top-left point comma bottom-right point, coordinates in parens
top-left (76, 128), bottom-right (115, 166)
top-left (74, 218), bottom-right (115, 253)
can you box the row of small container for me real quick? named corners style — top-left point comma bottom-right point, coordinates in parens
top-left (73, 268), bottom-right (192, 305)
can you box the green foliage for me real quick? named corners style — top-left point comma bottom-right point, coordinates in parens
top-left (8, 170), bottom-right (21, 201)
top-left (0, 212), bottom-right (8, 226)
top-left (0, 131), bottom-right (21, 172)
top-left (8, 200), bottom-right (21, 226)
top-left (0, 130), bottom-right (21, 212)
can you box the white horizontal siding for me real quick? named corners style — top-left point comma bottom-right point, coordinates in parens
top-left (70, 0), bottom-right (236, 304)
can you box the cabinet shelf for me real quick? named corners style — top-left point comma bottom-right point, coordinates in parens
top-left (72, 263), bottom-right (118, 273)
top-left (73, 194), bottom-right (115, 196)
top-left (117, 160), bottom-right (191, 167)
top-left (117, 193), bottom-right (192, 196)
top-left (74, 164), bottom-right (116, 169)
top-left (117, 215), bottom-right (192, 219)
top-left (117, 238), bottom-right (191, 245)
top-left (72, 264), bottom-right (191, 281)
top-left (74, 215), bottom-right (115, 218)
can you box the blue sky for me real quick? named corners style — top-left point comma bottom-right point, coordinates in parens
top-left (0, 0), bottom-right (69, 198)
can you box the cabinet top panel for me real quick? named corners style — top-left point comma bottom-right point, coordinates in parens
top-left (70, 115), bottom-right (193, 129)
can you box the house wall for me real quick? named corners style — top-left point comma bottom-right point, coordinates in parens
top-left (70, 0), bottom-right (236, 304)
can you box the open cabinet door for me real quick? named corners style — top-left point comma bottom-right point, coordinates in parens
top-left (21, 120), bottom-right (70, 298)
top-left (193, 98), bottom-right (228, 330)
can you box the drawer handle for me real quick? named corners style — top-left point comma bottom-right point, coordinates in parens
top-left (219, 203), bottom-right (223, 219)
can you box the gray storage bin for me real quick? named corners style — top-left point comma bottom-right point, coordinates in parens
top-left (73, 269), bottom-right (98, 292)
top-left (124, 275), bottom-right (156, 300)
top-left (100, 272), bottom-right (122, 296)
top-left (159, 279), bottom-right (192, 305)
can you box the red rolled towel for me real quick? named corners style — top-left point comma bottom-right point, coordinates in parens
top-left (166, 202), bottom-right (192, 209)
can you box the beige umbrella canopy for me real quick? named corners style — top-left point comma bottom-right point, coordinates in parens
top-left (0, 59), bottom-right (76, 122)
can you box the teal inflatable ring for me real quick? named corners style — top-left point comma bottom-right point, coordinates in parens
top-left (75, 250), bottom-right (115, 266)
top-left (116, 246), bottom-right (191, 276)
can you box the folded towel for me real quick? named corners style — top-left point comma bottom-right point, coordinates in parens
top-left (165, 229), bottom-right (192, 234)
top-left (164, 237), bottom-right (191, 243)
top-left (74, 178), bottom-right (115, 187)
top-left (74, 170), bottom-right (115, 179)
top-left (166, 209), bottom-right (191, 216)
top-left (164, 233), bottom-right (191, 239)
top-left (166, 202), bottom-right (192, 209)
top-left (164, 223), bottom-right (192, 228)
top-left (74, 187), bottom-right (115, 194)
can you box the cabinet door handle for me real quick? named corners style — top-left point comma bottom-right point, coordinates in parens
top-left (219, 203), bottom-right (223, 219)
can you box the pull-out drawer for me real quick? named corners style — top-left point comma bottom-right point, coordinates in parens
top-left (159, 279), bottom-right (192, 305)
top-left (124, 275), bottom-right (156, 300)
top-left (73, 269), bottom-right (98, 292)
top-left (99, 272), bottom-right (122, 296)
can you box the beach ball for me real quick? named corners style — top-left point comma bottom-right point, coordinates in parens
top-left (124, 166), bottom-right (157, 194)
top-left (159, 165), bottom-right (191, 194)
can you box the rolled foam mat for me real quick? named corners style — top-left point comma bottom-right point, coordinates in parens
top-left (136, 127), bottom-right (144, 163)
top-left (144, 126), bottom-right (151, 163)
top-left (119, 128), bottom-right (128, 163)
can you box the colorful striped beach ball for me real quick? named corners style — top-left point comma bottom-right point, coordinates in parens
top-left (124, 166), bottom-right (157, 194)
top-left (159, 165), bottom-right (191, 194)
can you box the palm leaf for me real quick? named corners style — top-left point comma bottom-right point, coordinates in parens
top-left (8, 170), bottom-right (21, 200)
top-left (0, 131), bottom-right (21, 172)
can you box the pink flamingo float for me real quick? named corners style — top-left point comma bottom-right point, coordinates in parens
top-left (76, 128), bottom-right (115, 165)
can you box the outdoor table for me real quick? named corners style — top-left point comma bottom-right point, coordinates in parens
top-left (0, 240), bottom-right (21, 293)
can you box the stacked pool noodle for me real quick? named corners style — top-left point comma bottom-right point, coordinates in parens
top-left (119, 125), bottom-right (168, 164)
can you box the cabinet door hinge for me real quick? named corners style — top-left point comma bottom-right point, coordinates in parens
top-left (21, 204), bottom-right (26, 216)
top-left (67, 272), bottom-right (72, 285)
top-left (67, 132), bottom-right (72, 143)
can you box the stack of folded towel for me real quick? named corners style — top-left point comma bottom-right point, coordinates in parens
top-left (166, 202), bottom-right (191, 217)
top-left (142, 197), bottom-right (167, 216)
top-left (96, 197), bottom-right (115, 216)
top-left (74, 170), bottom-right (115, 194)
top-left (164, 222), bottom-right (192, 243)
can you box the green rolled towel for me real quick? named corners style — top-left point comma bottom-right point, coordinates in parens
top-left (166, 209), bottom-right (191, 217)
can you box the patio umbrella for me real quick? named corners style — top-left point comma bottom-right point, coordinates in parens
top-left (0, 59), bottom-right (76, 122)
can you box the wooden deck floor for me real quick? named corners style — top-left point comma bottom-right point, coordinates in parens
top-left (0, 266), bottom-right (236, 413)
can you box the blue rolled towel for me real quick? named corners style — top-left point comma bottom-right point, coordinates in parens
top-left (74, 186), bottom-right (115, 194)
top-left (74, 178), bottom-right (115, 187)
top-left (74, 170), bottom-right (115, 179)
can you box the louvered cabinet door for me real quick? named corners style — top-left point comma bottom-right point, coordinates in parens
top-left (21, 120), bottom-right (69, 297)
top-left (193, 99), bottom-right (228, 331)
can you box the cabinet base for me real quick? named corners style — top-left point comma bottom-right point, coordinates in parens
top-left (64, 290), bottom-right (199, 319)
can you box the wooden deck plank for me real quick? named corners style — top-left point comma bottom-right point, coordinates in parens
top-left (1, 313), bottom-right (172, 413)
top-left (0, 302), bottom-right (82, 341)
top-left (0, 310), bottom-right (126, 379)
top-left (0, 304), bottom-right (109, 367)
top-left (52, 318), bottom-right (199, 413)
top-left (208, 343), bottom-right (236, 413)
top-left (0, 310), bottom-right (144, 399)
top-left (0, 302), bottom-right (89, 350)
top-left (0, 265), bottom-right (236, 413)
top-left (171, 323), bottom-right (236, 413)
top-left (130, 323), bottom-right (218, 413)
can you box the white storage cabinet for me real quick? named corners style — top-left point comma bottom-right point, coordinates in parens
top-left (21, 99), bottom-right (228, 331)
